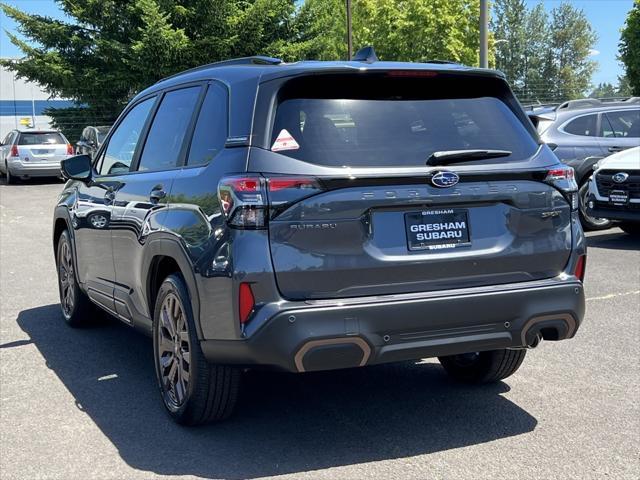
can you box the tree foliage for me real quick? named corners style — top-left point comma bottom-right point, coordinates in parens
top-left (619, 0), bottom-right (640, 96)
top-left (492, 0), bottom-right (597, 103)
top-left (297, 0), bottom-right (484, 65)
top-left (590, 82), bottom-right (617, 99)
top-left (0, 0), bottom-right (299, 136)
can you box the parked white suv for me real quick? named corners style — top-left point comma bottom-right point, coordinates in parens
top-left (586, 146), bottom-right (640, 235)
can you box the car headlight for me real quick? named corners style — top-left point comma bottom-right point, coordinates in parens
top-left (592, 161), bottom-right (601, 171)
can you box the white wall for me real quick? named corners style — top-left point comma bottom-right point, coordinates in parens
top-left (0, 61), bottom-right (72, 138)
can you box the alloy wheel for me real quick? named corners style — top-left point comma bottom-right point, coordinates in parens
top-left (157, 293), bottom-right (191, 409)
top-left (58, 239), bottom-right (75, 318)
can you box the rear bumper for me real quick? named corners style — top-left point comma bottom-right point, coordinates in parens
top-left (201, 277), bottom-right (585, 372)
top-left (7, 160), bottom-right (62, 177)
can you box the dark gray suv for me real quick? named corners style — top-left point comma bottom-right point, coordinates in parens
top-left (53, 50), bottom-right (587, 425)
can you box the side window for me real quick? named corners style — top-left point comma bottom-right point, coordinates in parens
top-left (605, 110), bottom-right (640, 138)
top-left (563, 114), bottom-right (600, 137)
top-left (187, 83), bottom-right (229, 166)
top-left (99, 97), bottom-right (155, 175)
top-left (137, 86), bottom-right (201, 172)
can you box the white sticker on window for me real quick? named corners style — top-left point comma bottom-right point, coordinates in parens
top-left (271, 129), bottom-right (300, 152)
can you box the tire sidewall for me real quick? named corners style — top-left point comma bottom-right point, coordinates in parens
top-left (56, 230), bottom-right (79, 323)
top-left (152, 274), bottom-right (200, 420)
top-left (578, 178), bottom-right (611, 231)
top-left (5, 163), bottom-right (14, 184)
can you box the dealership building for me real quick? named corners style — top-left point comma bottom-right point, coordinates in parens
top-left (0, 62), bottom-right (73, 139)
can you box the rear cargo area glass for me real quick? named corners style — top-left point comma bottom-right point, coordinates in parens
top-left (18, 132), bottom-right (65, 145)
top-left (270, 75), bottom-right (538, 167)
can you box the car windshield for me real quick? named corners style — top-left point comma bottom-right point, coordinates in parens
top-left (18, 132), bottom-right (65, 145)
top-left (270, 75), bottom-right (538, 168)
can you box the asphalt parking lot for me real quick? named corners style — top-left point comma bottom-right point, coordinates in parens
top-left (0, 178), bottom-right (638, 480)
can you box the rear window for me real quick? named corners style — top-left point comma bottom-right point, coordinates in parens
top-left (269, 75), bottom-right (538, 167)
top-left (18, 132), bottom-right (65, 145)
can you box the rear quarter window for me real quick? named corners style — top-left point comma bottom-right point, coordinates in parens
top-left (563, 114), bottom-right (600, 137)
top-left (268, 74), bottom-right (538, 168)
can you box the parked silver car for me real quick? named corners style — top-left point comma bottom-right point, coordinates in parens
top-left (0, 130), bottom-right (74, 183)
top-left (528, 97), bottom-right (640, 229)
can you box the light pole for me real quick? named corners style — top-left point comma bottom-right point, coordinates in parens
top-left (480, 0), bottom-right (488, 68)
top-left (346, 0), bottom-right (353, 60)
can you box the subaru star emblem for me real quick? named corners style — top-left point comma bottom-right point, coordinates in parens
top-left (431, 171), bottom-right (460, 188)
top-left (612, 172), bottom-right (629, 183)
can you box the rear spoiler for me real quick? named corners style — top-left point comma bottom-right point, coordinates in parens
top-left (526, 110), bottom-right (556, 130)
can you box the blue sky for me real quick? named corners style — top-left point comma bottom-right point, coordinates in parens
top-left (0, 0), bottom-right (634, 86)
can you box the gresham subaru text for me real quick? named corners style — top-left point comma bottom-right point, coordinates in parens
top-left (53, 48), bottom-right (586, 425)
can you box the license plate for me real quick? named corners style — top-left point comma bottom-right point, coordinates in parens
top-left (405, 209), bottom-right (471, 251)
top-left (609, 190), bottom-right (629, 205)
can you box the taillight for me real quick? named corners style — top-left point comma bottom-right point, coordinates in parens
top-left (267, 176), bottom-right (323, 216)
top-left (10, 145), bottom-right (19, 157)
top-left (544, 166), bottom-right (579, 210)
top-left (574, 254), bottom-right (586, 282)
top-left (66, 144), bottom-right (74, 155)
top-left (238, 282), bottom-right (255, 324)
top-left (218, 175), bottom-right (267, 228)
top-left (218, 174), bottom-right (324, 228)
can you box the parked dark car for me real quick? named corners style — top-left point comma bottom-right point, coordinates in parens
top-left (0, 129), bottom-right (74, 183)
top-left (53, 49), bottom-right (587, 425)
top-left (528, 98), bottom-right (640, 230)
top-left (76, 125), bottom-right (111, 159)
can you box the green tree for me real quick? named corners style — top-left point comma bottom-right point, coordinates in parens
top-left (491, 0), bottom-right (527, 91)
top-left (521, 3), bottom-right (549, 102)
top-left (616, 75), bottom-right (633, 96)
top-left (0, 0), bottom-right (299, 141)
top-left (491, 1), bottom-right (596, 104)
top-left (546, 1), bottom-right (597, 101)
top-left (619, 0), bottom-right (640, 95)
top-left (297, 0), bottom-right (484, 65)
top-left (590, 82), bottom-right (617, 98)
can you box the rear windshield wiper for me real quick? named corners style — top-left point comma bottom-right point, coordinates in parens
top-left (426, 149), bottom-right (512, 166)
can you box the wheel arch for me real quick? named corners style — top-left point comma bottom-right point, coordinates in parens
top-left (142, 238), bottom-right (203, 339)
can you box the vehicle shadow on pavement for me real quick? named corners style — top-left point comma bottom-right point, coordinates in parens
top-left (587, 231), bottom-right (640, 251)
top-left (17, 304), bottom-right (537, 479)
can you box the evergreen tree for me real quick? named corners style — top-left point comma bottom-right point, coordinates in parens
top-left (1, 0), bottom-right (299, 139)
top-left (619, 0), bottom-right (640, 95)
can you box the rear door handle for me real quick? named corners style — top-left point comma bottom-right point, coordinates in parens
top-left (149, 185), bottom-right (166, 203)
top-left (608, 146), bottom-right (624, 153)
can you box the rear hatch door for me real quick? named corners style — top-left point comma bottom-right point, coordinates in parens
top-left (251, 72), bottom-right (573, 300)
top-left (17, 131), bottom-right (68, 163)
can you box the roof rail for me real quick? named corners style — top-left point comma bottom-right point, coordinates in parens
top-left (156, 56), bottom-right (283, 84)
top-left (352, 46), bottom-right (378, 63)
top-left (557, 98), bottom-right (602, 110)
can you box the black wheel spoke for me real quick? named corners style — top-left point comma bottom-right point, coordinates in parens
top-left (157, 292), bottom-right (191, 409)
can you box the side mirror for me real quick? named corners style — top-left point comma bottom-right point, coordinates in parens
top-left (61, 154), bottom-right (92, 182)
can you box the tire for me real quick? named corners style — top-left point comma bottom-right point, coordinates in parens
top-left (153, 274), bottom-right (241, 425)
top-left (619, 222), bottom-right (640, 236)
top-left (578, 177), bottom-right (611, 231)
top-left (56, 229), bottom-right (96, 327)
top-left (438, 349), bottom-right (527, 384)
top-left (5, 162), bottom-right (15, 185)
